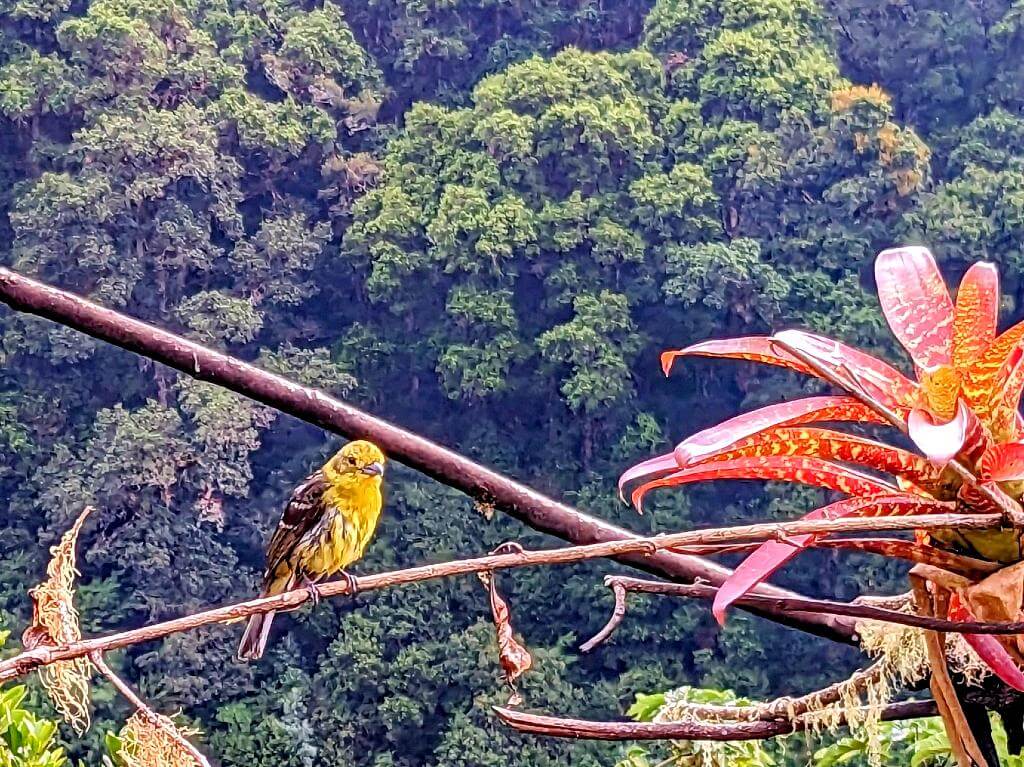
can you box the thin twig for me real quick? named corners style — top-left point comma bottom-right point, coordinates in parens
top-left (0, 512), bottom-right (1002, 684)
top-left (89, 652), bottom-right (211, 767)
top-left (670, 537), bottom-right (998, 578)
top-left (579, 579), bottom-right (627, 652)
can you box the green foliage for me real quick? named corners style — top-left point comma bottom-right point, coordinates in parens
top-left (825, 0), bottom-right (1007, 141)
top-left (620, 687), bottom-right (777, 767)
top-left (812, 714), bottom-right (1024, 767)
top-left (2, 0), bottom-right (1020, 765)
top-left (0, 631), bottom-right (69, 767)
top-left (0, 685), bottom-right (67, 767)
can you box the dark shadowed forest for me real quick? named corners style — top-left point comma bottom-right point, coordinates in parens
top-left (3, 0), bottom-right (1024, 765)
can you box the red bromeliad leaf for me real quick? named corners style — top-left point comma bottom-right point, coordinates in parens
top-left (875, 246), bottom-right (954, 371)
top-left (672, 396), bottom-right (889, 466)
top-left (664, 334), bottom-right (920, 410)
top-left (630, 456), bottom-right (898, 512)
top-left (952, 262), bottom-right (999, 370)
top-left (980, 442), bottom-right (1024, 482)
top-left (661, 337), bottom-right (813, 377)
top-left (693, 426), bottom-right (943, 486)
top-left (956, 481), bottom-right (1006, 517)
top-left (984, 345), bottom-right (1024, 442)
top-left (617, 452), bottom-right (679, 502)
top-left (947, 593), bottom-right (1024, 692)
top-left (620, 396), bottom-right (890, 502)
top-left (711, 494), bottom-right (956, 623)
top-left (907, 401), bottom-right (971, 466)
top-left (771, 329), bottom-right (921, 408)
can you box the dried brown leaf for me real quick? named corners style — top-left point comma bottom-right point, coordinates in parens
top-left (25, 507), bottom-right (94, 733)
top-left (480, 571), bottom-right (532, 704)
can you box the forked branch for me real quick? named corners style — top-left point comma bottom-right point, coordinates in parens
top-left (492, 699), bottom-right (939, 741)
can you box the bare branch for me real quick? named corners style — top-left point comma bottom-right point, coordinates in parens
top-left (0, 511), bottom-right (1006, 685)
top-left (0, 266), bottom-right (857, 643)
top-left (492, 699), bottom-right (939, 741)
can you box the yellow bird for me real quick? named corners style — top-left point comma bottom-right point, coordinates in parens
top-left (238, 440), bottom-right (387, 661)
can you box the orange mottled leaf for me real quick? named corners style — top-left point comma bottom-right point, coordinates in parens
top-left (961, 324), bottom-right (1024, 436)
top-left (875, 246), bottom-right (954, 370)
top-left (947, 592), bottom-right (1024, 692)
top-left (712, 494), bottom-right (955, 623)
top-left (630, 456), bottom-right (898, 512)
top-left (694, 426), bottom-right (942, 486)
top-left (953, 262), bottom-right (999, 370)
top-left (672, 395), bottom-right (889, 466)
top-left (980, 442), bottom-right (1024, 482)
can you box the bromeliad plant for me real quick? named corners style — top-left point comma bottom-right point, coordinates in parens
top-left (620, 247), bottom-right (1024, 752)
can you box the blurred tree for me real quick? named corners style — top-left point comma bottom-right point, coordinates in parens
top-left (0, 0), bottom-right (973, 764)
top-left (0, 0), bottom-right (379, 746)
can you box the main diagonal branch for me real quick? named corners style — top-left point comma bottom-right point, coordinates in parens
top-left (0, 267), bottom-right (854, 642)
top-left (0, 511), bottom-right (1005, 685)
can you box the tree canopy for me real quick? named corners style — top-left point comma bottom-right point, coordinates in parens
top-left (2, 0), bottom-right (1024, 764)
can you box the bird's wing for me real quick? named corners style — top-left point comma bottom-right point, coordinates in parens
top-left (264, 470), bottom-right (329, 577)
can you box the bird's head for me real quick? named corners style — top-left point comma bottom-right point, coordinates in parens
top-left (326, 440), bottom-right (386, 483)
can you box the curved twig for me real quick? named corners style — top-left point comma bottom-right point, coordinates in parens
top-left (581, 575), bottom-right (1024, 652)
top-left (579, 579), bottom-right (627, 653)
top-left (669, 537), bottom-right (998, 578)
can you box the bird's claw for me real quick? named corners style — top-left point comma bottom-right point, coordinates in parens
top-left (340, 570), bottom-right (360, 597)
top-left (301, 576), bottom-right (323, 607)
top-left (490, 541), bottom-right (526, 557)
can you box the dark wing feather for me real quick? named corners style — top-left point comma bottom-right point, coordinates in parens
top-left (264, 471), bottom-right (328, 578)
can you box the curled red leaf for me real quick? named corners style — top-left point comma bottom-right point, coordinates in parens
top-left (980, 442), bottom-right (1024, 481)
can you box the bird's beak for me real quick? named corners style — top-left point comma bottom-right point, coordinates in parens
top-left (362, 461), bottom-right (385, 476)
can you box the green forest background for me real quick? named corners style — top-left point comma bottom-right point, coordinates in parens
top-left (1, 0), bottom-right (1024, 764)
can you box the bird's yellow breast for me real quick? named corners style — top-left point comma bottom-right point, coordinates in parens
top-left (297, 475), bottom-right (383, 577)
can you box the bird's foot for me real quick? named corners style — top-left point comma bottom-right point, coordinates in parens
top-left (301, 575), bottom-right (324, 607)
top-left (340, 570), bottom-right (360, 597)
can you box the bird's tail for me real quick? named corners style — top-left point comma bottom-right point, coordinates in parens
top-left (238, 571), bottom-right (293, 661)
